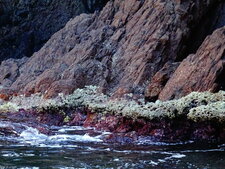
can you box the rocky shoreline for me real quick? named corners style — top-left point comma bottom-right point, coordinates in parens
top-left (1, 86), bottom-right (225, 144)
top-left (1, 0), bottom-right (225, 145)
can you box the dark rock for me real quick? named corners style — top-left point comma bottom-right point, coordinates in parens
top-left (82, 0), bottom-right (110, 12)
top-left (176, 1), bottom-right (225, 61)
top-left (0, 127), bottom-right (18, 136)
top-left (0, 57), bottom-right (28, 88)
top-left (0, 0), bottom-right (109, 62)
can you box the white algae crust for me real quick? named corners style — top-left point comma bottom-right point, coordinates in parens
top-left (1, 86), bottom-right (225, 122)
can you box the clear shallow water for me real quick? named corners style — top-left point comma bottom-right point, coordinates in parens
top-left (0, 121), bottom-right (225, 169)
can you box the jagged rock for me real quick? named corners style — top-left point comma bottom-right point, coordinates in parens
top-left (0, 0), bottom-right (108, 62)
top-left (178, 1), bottom-right (225, 61)
top-left (159, 27), bottom-right (225, 100)
top-left (1, 0), bottom-right (220, 98)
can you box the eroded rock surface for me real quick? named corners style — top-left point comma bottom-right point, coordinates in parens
top-left (0, 0), bottom-right (221, 99)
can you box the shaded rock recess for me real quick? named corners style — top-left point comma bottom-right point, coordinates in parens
top-left (0, 0), bottom-right (109, 62)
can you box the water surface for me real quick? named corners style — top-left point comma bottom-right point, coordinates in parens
top-left (0, 120), bottom-right (225, 168)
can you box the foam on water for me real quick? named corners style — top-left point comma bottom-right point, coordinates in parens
top-left (20, 127), bottom-right (48, 144)
top-left (49, 133), bottom-right (103, 142)
top-left (1, 120), bottom-right (225, 168)
top-left (136, 136), bottom-right (194, 146)
top-left (58, 126), bottom-right (93, 132)
top-left (17, 126), bottom-right (105, 147)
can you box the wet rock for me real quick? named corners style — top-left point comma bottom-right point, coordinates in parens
top-left (74, 111), bottom-right (225, 143)
top-left (0, 110), bottom-right (51, 135)
top-left (0, 127), bottom-right (18, 137)
top-left (1, 101), bottom-right (225, 143)
top-left (104, 132), bottom-right (138, 143)
top-left (0, 0), bottom-right (220, 98)
top-left (69, 111), bottom-right (87, 126)
top-left (159, 27), bottom-right (225, 100)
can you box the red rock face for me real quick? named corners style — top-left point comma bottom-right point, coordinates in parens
top-left (159, 27), bottom-right (225, 100)
top-left (0, 0), bottom-right (221, 99)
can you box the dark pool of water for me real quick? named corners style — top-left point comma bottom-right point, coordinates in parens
top-left (0, 121), bottom-right (225, 169)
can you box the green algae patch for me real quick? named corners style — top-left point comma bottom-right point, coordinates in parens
top-left (1, 86), bottom-right (225, 122)
top-left (63, 116), bottom-right (71, 123)
top-left (45, 86), bottom-right (225, 122)
top-left (0, 102), bottom-right (20, 112)
top-left (188, 101), bottom-right (225, 122)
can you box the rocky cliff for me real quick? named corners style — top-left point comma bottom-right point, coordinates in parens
top-left (0, 0), bottom-right (225, 101)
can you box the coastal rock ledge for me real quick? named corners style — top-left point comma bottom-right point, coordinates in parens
top-left (0, 86), bottom-right (225, 143)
